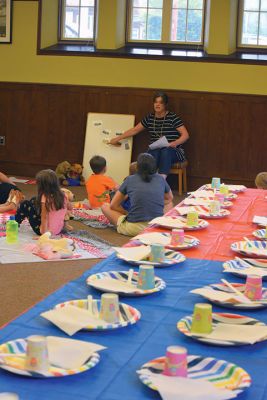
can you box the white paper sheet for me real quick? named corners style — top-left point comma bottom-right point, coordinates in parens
top-left (113, 245), bottom-right (151, 261)
top-left (41, 305), bottom-right (110, 336)
top-left (137, 372), bottom-right (239, 400)
top-left (91, 278), bottom-right (138, 293)
top-left (191, 288), bottom-right (251, 304)
top-left (148, 136), bottom-right (169, 150)
top-left (134, 232), bottom-right (171, 246)
top-left (149, 216), bottom-right (185, 228)
top-left (176, 206), bottom-right (210, 216)
top-left (224, 266), bottom-right (267, 278)
top-left (184, 199), bottom-right (213, 206)
top-left (196, 324), bottom-right (267, 344)
top-left (253, 216), bottom-right (267, 225)
top-left (47, 336), bottom-right (106, 369)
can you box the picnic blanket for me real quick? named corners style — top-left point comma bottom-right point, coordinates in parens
top-left (0, 227), bottom-right (114, 264)
top-left (72, 208), bottom-right (113, 229)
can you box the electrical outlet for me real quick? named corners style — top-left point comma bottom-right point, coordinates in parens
top-left (0, 136), bottom-right (5, 146)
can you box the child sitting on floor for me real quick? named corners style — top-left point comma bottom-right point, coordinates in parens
top-left (255, 172), bottom-right (267, 189)
top-left (15, 169), bottom-right (69, 235)
top-left (0, 171), bottom-right (25, 213)
top-left (86, 155), bottom-right (118, 209)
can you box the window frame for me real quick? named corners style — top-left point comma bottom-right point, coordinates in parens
top-left (126, 0), bottom-right (206, 46)
top-left (238, 0), bottom-right (267, 49)
top-left (59, 0), bottom-right (96, 43)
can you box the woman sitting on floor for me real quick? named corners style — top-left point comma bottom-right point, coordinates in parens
top-left (101, 153), bottom-right (173, 237)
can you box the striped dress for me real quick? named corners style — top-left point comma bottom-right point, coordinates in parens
top-left (141, 111), bottom-right (186, 162)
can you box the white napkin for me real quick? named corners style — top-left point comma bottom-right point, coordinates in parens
top-left (134, 232), bottom-right (171, 246)
top-left (224, 266), bottom-right (267, 278)
top-left (253, 216), bottom-right (267, 225)
top-left (176, 206), bottom-right (210, 216)
top-left (148, 136), bottom-right (169, 150)
top-left (190, 190), bottom-right (216, 198)
top-left (113, 245), bottom-right (151, 261)
top-left (184, 198), bottom-right (212, 206)
top-left (190, 288), bottom-right (251, 304)
top-left (41, 304), bottom-right (110, 336)
top-left (46, 336), bottom-right (106, 369)
top-left (137, 372), bottom-right (239, 400)
top-left (196, 324), bottom-right (267, 344)
top-left (149, 216), bottom-right (185, 229)
top-left (91, 278), bottom-right (138, 293)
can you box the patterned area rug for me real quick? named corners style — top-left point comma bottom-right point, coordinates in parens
top-left (62, 230), bottom-right (114, 258)
top-left (72, 208), bottom-right (113, 229)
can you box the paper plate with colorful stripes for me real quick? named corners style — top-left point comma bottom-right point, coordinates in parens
top-left (253, 229), bottom-right (267, 240)
top-left (149, 216), bottom-right (209, 231)
top-left (0, 338), bottom-right (100, 378)
top-left (177, 312), bottom-right (266, 346)
top-left (138, 355), bottom-right (251, 393)
top-left (116, 249), bottom-right (186, 267)
top-left (231, 240), bottom-right (267, 258)
top-left (223, 258), bottom-right (267, 280)
top-left (196, 283), bottom-right (267, 309)
top-left (135, 231), bottom-right (200, 250)
top-left (205, 184), bottom-right (246, 193)
top-left (176, 205), bottom-right (230, 219)
top-left (86, 270), bottom-right (166, 296)
top-left (55, 299), bottom-right (141, 330)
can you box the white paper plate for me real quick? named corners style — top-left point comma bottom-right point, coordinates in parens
top-left (149, 216), bottom-right (209, 231)
top-left (231, 240), bottom-right (267, 258)
top-left (0, 338), bottom-right (100, 378)
top-left (223, 258), bottom-right (267, 280)
top-left (86, 270), bottom-right (166, 296)
top-left (55, 299), bottom-right (141, 330)
top-left (193, 283), bottom-right (267, 309)
top-left (138, 355), bottom-right (251, 392)
top-left (205, 184), bottom-right (246, 193)
top-left (177, 312), bottom-right (265, 346)
top-left (134, 232), bottom-right (200, 250)
top-left (253, 229), bottom-right (267, 240)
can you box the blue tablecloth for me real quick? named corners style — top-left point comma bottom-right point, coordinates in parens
top-left (0, 254), bottom-right (266, 399)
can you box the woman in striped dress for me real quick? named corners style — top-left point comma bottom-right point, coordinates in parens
top-left (109, 91), bottom-right (189, 178)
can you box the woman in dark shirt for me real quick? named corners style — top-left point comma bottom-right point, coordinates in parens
top-left (109, 91), bottom-right (189, 178)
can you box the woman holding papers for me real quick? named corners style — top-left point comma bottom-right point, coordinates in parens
top-left (109, 91), bottom-right (189, 178)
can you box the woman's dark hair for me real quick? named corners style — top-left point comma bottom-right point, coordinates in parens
top-left (153, 91), bottom-right (168, 106)
top-left (36, 169), bottom-right (64, 212)
top-left (137, 153), bottom-right (157, 182)
top-left (90, 155), bottom-right (106, 174)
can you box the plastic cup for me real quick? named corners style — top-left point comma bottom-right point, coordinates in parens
top-left (170, 229), bottom-right (184, 246)
top-left (100, 293), bottom-right (120, 323)
top-left (149, 243), bottom-right (165, 263)
top-left (137, 265), bottom-right (155, 290)
top-left (163, 346), bottom-right (187, 377)
top-left (244, 275), bottom-right (262, 300)
top-left (191, 303), bottom-right (212, 334)
top-left (265, 226), bottom-right (267, 239)
top-left (211, 177), bottom-right (221, 189)
top-left (215, 193), bottom-right (225, 204)
top-left (220, 184), bottom-right (229, 195)
top-left (209, 200), bottom-right (221, 215)
top-left (186, 211), bottom-right (199, 227)
top-left (25, 335), bottom-right (49, 373)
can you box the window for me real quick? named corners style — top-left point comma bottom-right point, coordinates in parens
top-left (127, 0), bottom-right (205, 45)
top-left (61, 0), bottom-right (95, 41)
top-left (239, 0), bottom-right (267, 47)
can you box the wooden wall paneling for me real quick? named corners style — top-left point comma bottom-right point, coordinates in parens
top-left (0, 82), bottom-right (265, 188)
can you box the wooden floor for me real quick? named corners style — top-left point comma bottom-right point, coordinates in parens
top-left (0, 183), bottom-right (183, 326)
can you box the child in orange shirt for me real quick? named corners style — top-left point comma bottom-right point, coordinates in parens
top-left (86, 156), bottom-right (118, 208)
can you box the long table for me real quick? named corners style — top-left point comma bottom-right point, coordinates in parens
top-left (0, 188), bottom-right (266, 399)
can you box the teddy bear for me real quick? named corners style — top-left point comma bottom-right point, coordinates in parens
top-left (24, 232), bottom-right (75, 260)
top-left (55, 161), bottom-right (71, 186)
top-left (66, 163), bottom-right (85, 186)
